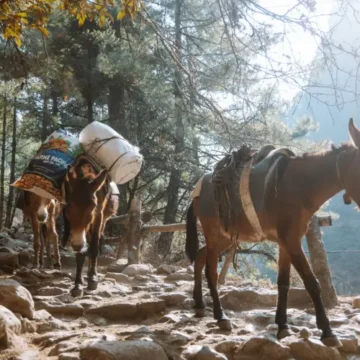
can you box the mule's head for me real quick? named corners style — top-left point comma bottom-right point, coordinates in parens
top-left (64, 165), bottom-right (107, 253)
top-left (27, 192), bottom-right (51, 223)
top-left (341, 118), bottom-right (360, 206)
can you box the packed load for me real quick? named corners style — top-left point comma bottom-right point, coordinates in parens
top-left (12, 130), bottom-right (83, 202)
top-left (79, 121), bottom-right (143, 184)
top-left (13, 122), bottom-right (143, 202)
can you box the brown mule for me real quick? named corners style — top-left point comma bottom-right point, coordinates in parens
top-left (63, 155), bottom-right (119, 297)
top-left (186, 118), bottom-right (360, 347)
top-left (20, 191), bottom-right (62, 269)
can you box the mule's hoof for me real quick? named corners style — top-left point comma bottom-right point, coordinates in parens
top-left (277, 328), bottom-right (293, 340)
top-left (53, 263), bottom-right (61, 270)
top-left (217, 319), bottom-right (232, 330)
top-left (321, 335), bottom-right (342, 348)
top-left (70, 287), bottom-right (83, 298)
top-left (194, 308), bottom-right (206, 318)
top-left (87, 281), bottom-right (98, 291)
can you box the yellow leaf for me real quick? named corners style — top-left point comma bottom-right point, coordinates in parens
top-left (39, 27), bottom-right (50, 37)
top-left (99, 13), bottom-right (105, 27)
top-left (117, 9), bottom-right (125, 20)
top-left (78, 15), bottom-right (85, 26)
top-left (15, 37), bottom-right (21, 47)
top-left (20, 18), bottom-right (29, 24)
top-left (16, 12), bottom-right (27, 17)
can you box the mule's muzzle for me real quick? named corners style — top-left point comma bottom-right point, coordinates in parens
top-left (71, 243), bottom-right (88, 253)
top-left (70, 231), bottom-right (88, 253)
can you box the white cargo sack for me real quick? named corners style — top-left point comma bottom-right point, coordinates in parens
top-left (79, 121), bottom-right (143, 184)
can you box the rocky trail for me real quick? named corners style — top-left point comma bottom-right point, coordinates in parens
top-left (1, 227), bottom-right (360, 359)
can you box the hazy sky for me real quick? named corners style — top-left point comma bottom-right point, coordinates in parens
top-left (259, 0), bottom-right (336, 100)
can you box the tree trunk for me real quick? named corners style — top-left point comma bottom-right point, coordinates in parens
top-left (127, 199), bottom-right (142, 264)
top-left (0, 96), bottom-right (7, 228)
top-left (305, 216), bottom-right (338, 308)
top-left (5, 98), bottom-right (17, 228)
top-left (156, 0), bottom-right (184, 256)
top-left (41, 91), bottom-right (49, 142)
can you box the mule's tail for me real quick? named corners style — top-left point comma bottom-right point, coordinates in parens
top-left (186, 200), bottom-right (199, 263)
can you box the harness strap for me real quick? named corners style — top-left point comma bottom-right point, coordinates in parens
top-left (239, 158), bottom-right (266, 240)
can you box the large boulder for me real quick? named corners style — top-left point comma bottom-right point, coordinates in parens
top-left (220, 288), bottom-right (277, 310)
top-left (0, 305), bottom-right (21, 342)
top-left (287, 338), bottom-right (342, 360)
top-left (80, 340), bottom-right (168, 360)
top-left (0, 279), bottom-right (34, 318)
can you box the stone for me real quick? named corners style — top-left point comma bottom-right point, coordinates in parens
top-left (352, 296), bottom-right (360, 309)
top-left (49, 340), bottom-right (79, 356)
top-left (58, 353), bottom-right (81, 360)
top-left (0, 279), bottom-right (34, 319)
top-left (106, 258), bottom-right (128, 273)
top-left (122, 264), bottom-right (154, 277)
top-left (158, 293), bottom-right (187, 307)
top-left (136, 299), bottom-right (166, 318)
top-left (288, 338), bottom-right (342, 360)
top-left (37, 286), bottom-right (68, 296)
top-left (35, 300), bottom-right (84, 317)
top-left (105, 272), bottom-right (131, 283)
top-left (165, 272), bottom-right (193, 281)
top-left (215, 341), bottom-right (242, 359)
top-left (156, 265), bottom-right (182, 275)
top-left (86, 301), bottom-right (137, 320)
top-left (169, 331), bottom-right (191, 346)
top-left (0, 252), bottom-right (19, 268)
top-left (236, 336), bottom-right (290, 360)
top-left (0, 305), bottom-right (22, 341)
top-left (221, 288), bottom-right (277, 311)
top-left (36, 318), bottom-right (69, 333)
top-left (299, 328), bottom-right (311, 340)
top-left (287, 288), bottom-right (313, 308)
top-left (184, 345), bottom-right (227, 360)
top-left (13, 350), bottom-right (39, 360)
top-left (337, 333), bottom-right (358, 353)
top-left (80, 340), bottom-right (168, 360)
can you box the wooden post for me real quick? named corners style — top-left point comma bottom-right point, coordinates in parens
top-left (127, 199), bottom-right (142, 265)
top-left (305, 215), bottom-right (338, 308)
top-left (219, 246), bottom-right (236, 285)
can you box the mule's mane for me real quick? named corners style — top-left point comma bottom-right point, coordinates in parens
top-left (295, 141), bottom-right (355, 160)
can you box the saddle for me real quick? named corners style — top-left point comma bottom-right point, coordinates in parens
top-left (197, 145), bottom-right (294, 239)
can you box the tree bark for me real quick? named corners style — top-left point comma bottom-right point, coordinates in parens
top-left (157, 0), bottom-right (184, 256)
top-left (5, 98), bottom-right (17, 228)
top-left (305, 216), bottom-right (338, 308)
top-left (0, 96), bottom-right (7, 228)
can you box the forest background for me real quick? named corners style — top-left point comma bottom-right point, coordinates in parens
top-left (0, 0), bottom-right (359, 295)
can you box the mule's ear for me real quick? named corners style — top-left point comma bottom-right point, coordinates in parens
top-left (91, 169), bottom-right (107, 193)
top-left (349, 118), bottom-right (360, 148)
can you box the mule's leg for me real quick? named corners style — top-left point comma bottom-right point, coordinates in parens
top-left (87, 214), bottom-right (103, 291)
top-left (46, 208), bottom-right (61, 269)
top-left (275, 246), bottom-right (292, 339)
top-left (206, 245), bottom-right (231, 330)
top-left (41, 224), bottom-right (52, 269)
top-left (71, 252), bottom-right (86, 297)
top-left (193, 246), bottom-right (206, 317)
top-left (289, 248), bottom-right (341, 347)
top-left (31, 216), bottom-right (41, 268)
